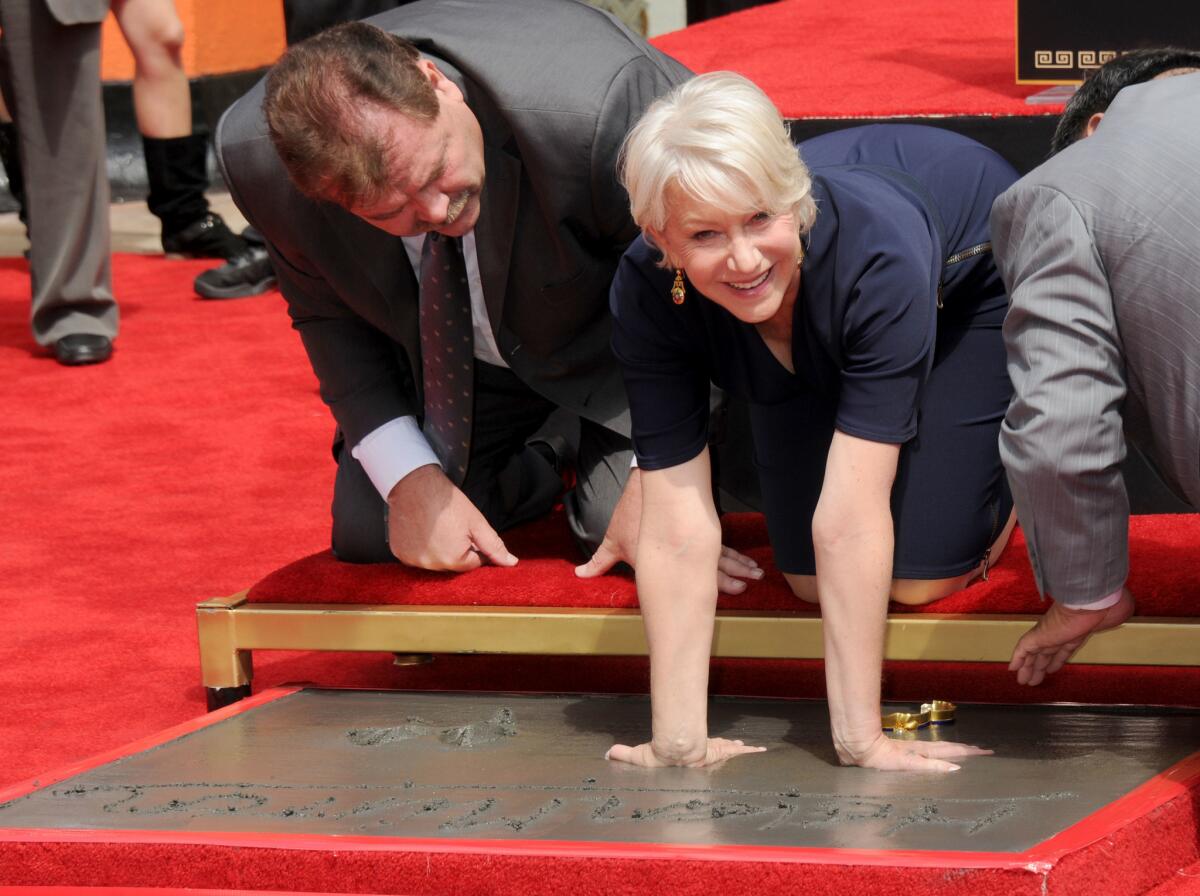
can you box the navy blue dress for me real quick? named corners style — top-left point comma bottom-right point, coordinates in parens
top-left (611, 125), bottom-right (1018, 577)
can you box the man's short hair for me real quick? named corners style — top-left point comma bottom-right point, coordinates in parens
top-left (1050, 47), bottom-right (1200, 155)
top-left (263, 22), bottom-right (440, 205)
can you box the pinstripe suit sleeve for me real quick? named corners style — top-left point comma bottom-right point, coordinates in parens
top-left (991, 184), bottom-right (1130, 605)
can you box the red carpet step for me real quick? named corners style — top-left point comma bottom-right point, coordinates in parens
top-left (651, 0), bottom-right (1059, 119)
top-left (248, 511), bottom-right (1200, 617)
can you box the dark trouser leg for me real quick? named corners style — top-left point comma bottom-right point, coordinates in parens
top-left (330, 437), bottom-right (392, 563)
top-left (565, 419), bottom-right (633, 557)
top-left (711, 391), bottom-right (763, 513)
top-left (457, 362), bottom-right (565, 530)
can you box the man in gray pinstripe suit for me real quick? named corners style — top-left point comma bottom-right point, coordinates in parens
top-left (991, 51), bottom-right (1200, 686)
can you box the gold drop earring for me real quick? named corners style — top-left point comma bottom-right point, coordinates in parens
top-left (670, 268), bottom-right (686, 305)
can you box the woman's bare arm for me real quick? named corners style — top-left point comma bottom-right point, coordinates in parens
top-left (606, 448), bottom-right (766, 767)
top-left (814, 431), bottom-right (992, 771)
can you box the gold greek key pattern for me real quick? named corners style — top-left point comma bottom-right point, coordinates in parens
top-left (1034, 50), bottom-right (1074, 68)
top-left (1035, 49), bottom-right (1119, 70)
top-left (1078, 50), bottom-right (1099, 67)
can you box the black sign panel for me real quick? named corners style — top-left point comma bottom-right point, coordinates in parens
top-left (1017, 0), bottom-right (1200, 83)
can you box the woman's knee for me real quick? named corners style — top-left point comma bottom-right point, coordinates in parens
top-left (890, 574), bottom-right (971, 606)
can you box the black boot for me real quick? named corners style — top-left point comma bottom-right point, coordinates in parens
top-left (143, 132), bottom-right (246, 260)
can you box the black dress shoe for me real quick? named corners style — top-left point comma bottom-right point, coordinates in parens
top-left (162, 212), bottom-right (248, 260)
top-left (192, 246), bottom-right (277, 299)
top-left (54, 333), bottom-right (112, 366)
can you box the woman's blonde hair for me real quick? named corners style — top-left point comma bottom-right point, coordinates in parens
top-left (619, 72), bottom-right (817, 241)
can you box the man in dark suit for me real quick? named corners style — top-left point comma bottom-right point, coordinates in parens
top-left (218, 0), bottom-right (759, 587)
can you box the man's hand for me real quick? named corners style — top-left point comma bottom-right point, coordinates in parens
top-left (606, 738), bottom-right (766, 768)
top-left (1009, 587), bottom-right (1136, 685)
top-left (387, 464), bottom-right (517, 572)
top-left (574, 468), bottom-right (763, 594)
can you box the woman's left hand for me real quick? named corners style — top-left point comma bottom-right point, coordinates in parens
top-left (606, 738), bottom-right (767, 768)
top-left (839, 732), bottom-right (993, 772)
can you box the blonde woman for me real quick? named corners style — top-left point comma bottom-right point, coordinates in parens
top-left (606, 73), bottom-right (1018, 771)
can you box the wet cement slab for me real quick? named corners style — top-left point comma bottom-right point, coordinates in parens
top-left (2, 689), bottom-right (1197, 852)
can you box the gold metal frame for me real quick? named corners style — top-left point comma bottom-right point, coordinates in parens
top-left (197, 591), bottom-right (1200, 693)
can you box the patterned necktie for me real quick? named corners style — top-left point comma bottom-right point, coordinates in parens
top-left (418, 233), bottom-right (474, 484)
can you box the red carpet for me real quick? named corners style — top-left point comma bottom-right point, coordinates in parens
top-left (0, 254), bottom-right (332, 787)
top-left (651, 0), bottom-right (1061, 119)
top-left (248, 511), bottom-right (1200, 617)
top-left (1150, 862), bottom-right (1200, 896)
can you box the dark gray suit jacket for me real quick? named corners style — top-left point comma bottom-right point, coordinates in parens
top-left (217, 0), bottom-right (691, 451)
top-left (992, 72), bottom-right (1200, 604)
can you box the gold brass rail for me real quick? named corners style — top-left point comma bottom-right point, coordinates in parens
top-left (197, 596), bottom-right (1200, 692)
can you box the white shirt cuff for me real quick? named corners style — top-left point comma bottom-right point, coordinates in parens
top-left (1061, 586), bottom-right (1125, 611)
top-left (350, 416), bottom-right (442, 500)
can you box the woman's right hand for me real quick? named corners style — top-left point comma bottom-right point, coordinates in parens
top-left (837, 732), bottom-right (993, 772)
top-left (606, 738), bottom-right (767, 768)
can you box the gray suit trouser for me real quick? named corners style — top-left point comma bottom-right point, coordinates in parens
top-left (0, 0), bottom-right (118, 345)
top-left (331, 361), bottom-right (632, 563)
